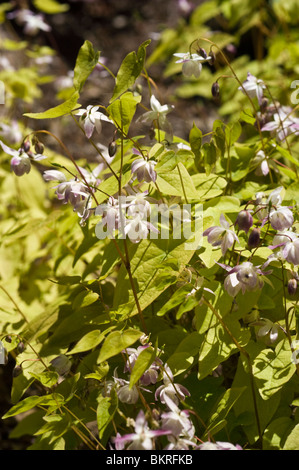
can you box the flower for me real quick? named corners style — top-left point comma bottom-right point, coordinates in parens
top-left (131, 158), bottom-right (157, 183)
top-left (269, 205), bottom-right (294, 231)
top-left (221, 261), bottom-right (267, 297)
top-left (112, 410), bottom-right (170, 450)
top-left (238, 72), bottom-right (266, 105)
top-left (282, 236), bottom-right (299, 266)
top-left (0, 140), bottom-right (47, 176)
top-left (261, 106), bottom-right (299, 141)
top-left (198, 441), bottom-right (242, 450)
top-left (161, 396), bottom-right (195, 439)
top-left (0, 121), bottom-right (22, 144)
top-left (75, 105), bottom-right (114, 139)
top-left (137, 95), bottom-right (174, 135)
top-left (8, 9), bottom-right (51, 35)
top-left (155, 365), bottom-right (190, 406)
top-left (124, 214), bottom-right (159, 243)
top-left (251, 150), bottom-right (277, 176)
top-left (173, 52), bottom-right (211, 78)
top-left (203, 214), bottom-right (239, 255)
top-left (254, 318), bottom-right (279, 344)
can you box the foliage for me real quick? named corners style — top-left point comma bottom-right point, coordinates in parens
top-left (1, 0), bottom-right (299, 451)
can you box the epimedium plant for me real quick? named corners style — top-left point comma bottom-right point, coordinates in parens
top-left (1, 13), bottom-right (299, 452)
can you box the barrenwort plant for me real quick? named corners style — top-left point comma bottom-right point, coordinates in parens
top-left (1, 0), bottom-right (299, 452)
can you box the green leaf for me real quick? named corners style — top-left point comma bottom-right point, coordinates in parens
top-left (73, 40), bottom-right (100, 92)
top-left (107, 91), bottom-right (141, 135)
top-left (29, 371), bottom-right (59, 388)
top-left (156, 162), bottom-right (200, 199)
top-left (252, 339), bottom-right (296, 400)
top-left (33, 0), bottom-right (69, 13)
top-left (283, 423), bottom-right (299, 450)
top-left (189, 123), bottom-right (202, 159)
top-left (111, 40), bottom-right (151, 101)
top-left (24, 91), bottom-right (81, 119)
top-left (98, 328), bottom-right (143, 363)
top-left (97, 389), bottom-right (118, 439)
top-left (113, 238), bottom-right (196, 319)
top-left (204, 387), bottom-right (246, 439)
top-left (197, 315), bottom-right (251, 379)
top-left (72, 291), bottom-right (99, 310)
top-left (67, 329), bottom-right (106, 355)
top-left (2, 394), bottom-right (65, 419)
top-left (129, 346), bottom-right (156, 389)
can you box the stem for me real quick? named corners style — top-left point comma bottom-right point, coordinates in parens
top-left (0, 285), bottom-right (28, 324)
top-left (202, 298), bottom-right (263, 445)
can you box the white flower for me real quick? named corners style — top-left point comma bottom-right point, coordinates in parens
top-left (262, 106), bottom-right (299, 141)
top-left (222, 261), bottom-right (266, 297)
top-left (137, 95), bottom-right (174, 134)
top-left (203, 214), bottom-right (239, 256)
top-left (238, 72), bottom-right (266, 104)
top-left (269, 205), bottom-right (294, 231)
top-left (0, 121), bottom-right (22, 144)
top-left (76, 105), bottom-right (114, 139)
top-left (155, 365), bottom-right (190, 406)
top-left (198, 441), bottom-right (242, 450)
top-left (161, 397), bottom-right (195, 438)
top-left (124, 214), bottom-right (159, 243)
top-left (173, 52), bottom-right (211, 78)
top-left (131, 158), bottom-right (157, 183)
top-left (254, 318), bottom-right (279, 344)
top-left (112, 410), bottom-right (170, 450)
top-left (22, 12), bottom-right (51, 35)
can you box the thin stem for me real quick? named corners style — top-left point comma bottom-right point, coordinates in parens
top-left (202, 297), bottom-right (263, 445)
top-left (0, 285), bottom-right (28, 324)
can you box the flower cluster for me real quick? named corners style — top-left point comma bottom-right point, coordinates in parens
top-left (106, 342), bottom-right (241, 450)
top-left (203, 186), bottom-right (298, 304)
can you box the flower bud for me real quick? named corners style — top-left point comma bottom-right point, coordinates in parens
top-left (108, 141), bottom-right (117, 157)
top-left (235, 210), bottom-right (253, 234)
top-left (211, 82), bottom-right (220, 98)
top-left (17, 341), bottom-right (25, 354)
top-left (13, 365), bottom-right (22, 378)
top-left (5, 335), bottom-right (12, 343)
top-left (197, 47), bottom-right (208, 59)
top-left (34, 141), bottom-right (44, 154)
top-left (288, 278), bottom-right (297, 296)
top-left (22, 140), bottom-right (31, 153)
top-left (248, 228), bottom-right (260, 249)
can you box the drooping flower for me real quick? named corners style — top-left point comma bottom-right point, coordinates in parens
top-left (131, 157), bottom-right (157, 183)
top-left (161, 395), bottom-right (195, 439)
top-left (75, 105), bottom-right (114, 139)
top-left (0, 140), bottom-right (46, 176)
top-left (173, 51), bottom-right (211, 78)
top-left (220, 261), bottom-right (267, 297)
top-left (155, 365), bottom-right (190, 406)
top-left (203, 214), bottom-right (239, 256)
top-left (269, 205), bottom-right (294, 231)
top-left (238, 72), bottom-right (266, 105)
top-left (124, 214), bottom-right (159, 243)
top-left (261, 106), bottom-right (299, 141)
